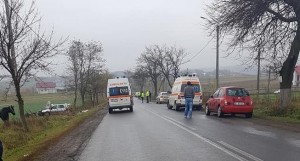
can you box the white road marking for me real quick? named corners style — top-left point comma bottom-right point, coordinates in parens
top-left (144, 108), bottom-right (249, 161)
top-left (218, 141), bottom-right (264, 161)
top-left (162, 115), bottom-right (197, 131)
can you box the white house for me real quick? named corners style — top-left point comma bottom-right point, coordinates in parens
top-left (293, 65), bottom-right (300, 86)
top-left (36, 82), bottom-right (57, 94)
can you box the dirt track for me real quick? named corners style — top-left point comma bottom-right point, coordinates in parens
top-left (31, 108), bottom-right (107, 161)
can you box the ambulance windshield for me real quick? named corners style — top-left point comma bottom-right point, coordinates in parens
top-left (109, 86), bottom-right (129, 96)
top-left (180, 84), bottom-right (201, 92)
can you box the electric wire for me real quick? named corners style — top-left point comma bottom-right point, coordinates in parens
top-left (183, 37), bottom-right (214, 64)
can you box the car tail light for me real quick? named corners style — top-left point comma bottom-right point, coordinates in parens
top-left (224, 99), bottom-right (231, 105)
top-left (178, 95), bottom-right (184, 99)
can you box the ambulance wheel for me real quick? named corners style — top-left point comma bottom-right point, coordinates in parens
top-left (167, 101), bottom-right (173, 109)
top-left (129, 106), bottom-right (133, 112)
top-left (108, 108), bottom-right (113, 114)
top-left (174, 102), bottom-right (180, 111)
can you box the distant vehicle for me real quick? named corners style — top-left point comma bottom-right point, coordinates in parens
top-left (274, 89), bottom-right (280, 94)
top-left (156, 92), bottom-right (169, 104)
top-left (167, 74), bottom-right (203, 111)
top-left (205, 86), bottom-right (253, 118)
top-left (135, 92), bottom-right (140, 97)
top-left (39, 103), bottom-right (70, 116)
top-left (107, 77), bottom-right (133, 113)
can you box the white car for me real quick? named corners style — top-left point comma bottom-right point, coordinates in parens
top-left (40, 103), bottom-right (70, 116)
top-left (274, 90), bottom-right (280, 94)
top-left (156, 92), bottom-right (169, 104)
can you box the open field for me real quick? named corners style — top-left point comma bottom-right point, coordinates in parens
top-left (0, 93), bottom-right (77, 118)
top-left (201, 75), bottom-right (280, 94)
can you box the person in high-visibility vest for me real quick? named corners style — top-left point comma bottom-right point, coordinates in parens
top-left (146, 90), bottom-right (150, 103)
top-left (140, 91), bottom-right (144, 103)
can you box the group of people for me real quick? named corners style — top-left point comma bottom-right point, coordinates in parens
top-left (139, 81), bottom-right (195, 119)
top-left (139, 90), bottom-right (151, 103)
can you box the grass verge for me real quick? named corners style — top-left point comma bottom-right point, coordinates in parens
top-left (253, 93), bottom-right (300, 124)
top-left (0, 106), bottom-right (104, 161)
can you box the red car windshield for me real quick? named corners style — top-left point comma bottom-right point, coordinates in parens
top-left (226, 88), bottom-right (249, 97)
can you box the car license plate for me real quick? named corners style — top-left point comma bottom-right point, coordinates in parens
top-left (234, 102), bottom-right (244, 105)
top-left (111, 99), bottom-right (118, 102)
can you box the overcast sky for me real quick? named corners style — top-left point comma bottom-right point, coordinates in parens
top-left (34, 0), bottom-right (243, 74)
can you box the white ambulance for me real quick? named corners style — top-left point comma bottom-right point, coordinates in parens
top-left (107, 77), bottom-right (133, 113)
top-left (167, 74), bottom-right (202, 111)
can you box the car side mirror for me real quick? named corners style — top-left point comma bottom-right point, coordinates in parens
top-left (210, 95), bottom-right (213, 98)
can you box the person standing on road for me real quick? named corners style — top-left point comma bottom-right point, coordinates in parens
top-left (146, 90), bottom-right (150, 103)
top-left (184, 81), bottom-right (195, 119)
top-left (140, 91), bottom-right (145, 103)
top-left (149, 91), bottom-right (152, 102)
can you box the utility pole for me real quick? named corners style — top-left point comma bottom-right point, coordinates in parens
top-left (267, 66), bottom-right (271, 100)
top-left (200, 16), bottom-right (219, 89)
top-left (216, 25), bottom-right (220, 89)
top-left (257, 49), bottom-right (261, 94)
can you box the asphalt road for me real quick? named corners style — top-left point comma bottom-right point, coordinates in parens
top-left (79, 98), bottom-right (300, 161)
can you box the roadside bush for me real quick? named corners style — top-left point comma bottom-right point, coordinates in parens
top-left (253, 92), bottom-right (300, 122)
top-left (0, 106), bottom-right (102, 161)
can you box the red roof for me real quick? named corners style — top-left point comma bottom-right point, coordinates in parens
top-left (36, 82), bottom-right (56, 88)
top-left (295, 65), bottom-right (300, 75)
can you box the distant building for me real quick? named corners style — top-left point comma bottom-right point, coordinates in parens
top-left (293, 65), bottom-right (300, 86)
top-left (36, 82), bottom-right (57, 94)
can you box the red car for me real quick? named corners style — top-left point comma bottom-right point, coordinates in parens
top-left (205, 86), bottom-right (253, 118)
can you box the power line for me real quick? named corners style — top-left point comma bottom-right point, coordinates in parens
top-left (183, 37), bottom-right (214, 64)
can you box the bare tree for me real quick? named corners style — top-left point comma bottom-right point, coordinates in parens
top-left (66, 40), bottom-right (84, 108)
top-left (207, 0), bottom-right (300, 110)
top-left (132, 65), bottom-right (148, 92)
top-left (138, 47), bottom-right (161, 96)
top-left (143, 45), bottom-right (188, 89)
top-left (165, 46), bottom-right (188, 86)
top-left (0, 0), bottom-right (64, 131)
top-left (85, 41), bottom-right (105, 106)
top-left (67, 40), bottom-right (104, 108)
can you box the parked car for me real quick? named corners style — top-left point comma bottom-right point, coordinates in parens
top-left (156, 92), bottom-right (169, 104)
top-left (205, 86), bottom-right (253, 118)
top-left (38, 103), bottom-right (70, 116)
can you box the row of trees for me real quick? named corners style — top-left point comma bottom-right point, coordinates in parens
top-left (66, 40), bottom-right (107, 108)
top-left (132, 45), bottom-right (188, 96)
top-left (0, 1), bottom-right (109, 131)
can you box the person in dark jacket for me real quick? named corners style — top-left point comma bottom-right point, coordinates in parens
top-left (184, 81), bottom-right (195, 119)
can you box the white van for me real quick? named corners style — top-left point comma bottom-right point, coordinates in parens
top-left (107, 77), bottom-right (133, 113)
top-left (167, 74), bottom-right (202, 111)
